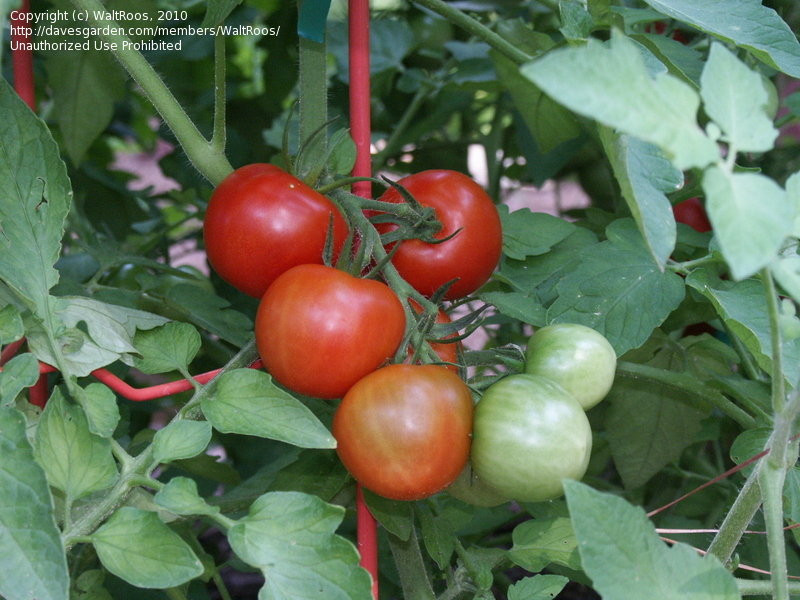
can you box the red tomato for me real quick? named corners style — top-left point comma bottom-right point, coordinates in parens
top-left (672, 197), bottom-right (712, 233)
top-left (203, 164), bottom-right (348, 298)
top-left (408, 299), bottom-right (459, 370)
top-left (378, 170), bottom-right (503, 300)
top-left (255, 264), bottom-right (406, 399)
top-left (333, 364), bottom-right (473, 500)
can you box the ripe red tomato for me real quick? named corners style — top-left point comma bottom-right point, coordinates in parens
top-left (255, 264), bottom-right (405, 399)
top-left (333, 364), bottom-right (473, 500)
top-left (203, 164), bottom-right (349, 298)
top-left (378, 170), bottom-right (502, 300)
top-left (672, 197), bottom-right (712, 233)
top-left (407, 299), bottom-right (460, 370)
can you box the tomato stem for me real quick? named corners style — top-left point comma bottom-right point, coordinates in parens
top-left (211, 35), bottom-right (227, 154)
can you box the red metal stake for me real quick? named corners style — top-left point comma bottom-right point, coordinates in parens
top-left (348, 0), bottom-right (379, 596)
top-left (11, 0), bottom-right (36, 110)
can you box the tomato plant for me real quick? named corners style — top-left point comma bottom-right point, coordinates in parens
top-left (445, 463), bottom-right (509, 507)
top-left (524, 323), bottom-right (617, 411)
top-left (407, 299), bottom-right (460, 370)
top-left (332, 364), bottom-right (473, 501)
top-left (255, 264), bottom-right (405, 399)
top-left (471, 374), bottom-right (592, 502)
top-left (203, 163), bottom-right (349, 298)
top-left (377, 170), bottom-right (503, 300)
top-left (672, 197), bottom-right (712, 233)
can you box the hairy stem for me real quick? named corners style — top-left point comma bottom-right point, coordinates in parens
top-left (706, 472), bottom-right (761, 566)
top-left (387, 529), bottom-right (436, 600)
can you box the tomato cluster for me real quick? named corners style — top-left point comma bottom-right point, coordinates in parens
top-left (203, 165), bottom-right (503, 501)
top-left (461, 324), bottom-right (617, 504)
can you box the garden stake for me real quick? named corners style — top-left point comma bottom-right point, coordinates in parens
top-left (11, 0), bottom-right (35, 110)
top-left (349, 0), bottom-right (380, 596)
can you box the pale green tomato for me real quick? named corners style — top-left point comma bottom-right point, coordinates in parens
top-left (524, 323), bottom-right (617, 410)
top-left (472, 374), bottom-right (592, 503)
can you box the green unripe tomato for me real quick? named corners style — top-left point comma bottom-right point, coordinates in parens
top-left (445, 463), bottom-right (509, 507)
top-left (524, 323), bottom-right (617, 411)
top-left (471, 374), bottom-right (592, 503)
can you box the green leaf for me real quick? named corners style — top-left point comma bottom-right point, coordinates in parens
top-left (45, 51), bottom-right (125, 164)
top-left (559, 0), bottom-right (593, 41)
top-left (270, 450), bottom-right (349, 502)
top-left (508, 574), bottom-right (569, 600)
top-left (565, 481), bottom-right (740, 600)
top-left (34, 390), bottom-right (118, 500)
top-left (25, 296), bottom-right (169, 377)
top-left (153, 420), bottom-right (212, 464)
top-left (704, 168), bottom-right (793, 281)
top-left (326, 128), bottom-right (357, 176)
top-left (163, 284), bottom-right (252, 347)
top-left (72, 569), bottom-right (113, 600)
top-left (479, 291), bottom-right (546, 326)
top-left (632, 34), bottom-right (704, 87)
top-left (200, 0), bottom-right (242, 27)
top-left (641, 0), bottom-right (800, 78)
top-left (700, 43), bottom-right (778, 152)
top-left (228, 491), bottom-right (373, 599)
top-left (0, 304), bottom-right (24, 344)
top-left (0, 406), bottom-right (69, 600)
top-left (522, 32), bottom-right (717, 170)
top-left (499, 206), bottom-right (576, 260)
top-left (605, 377), bottom-right (707, 489)
top-left (688, 269), bottom-right (800, 384)
top-left (0, 77), bottom-right (71, 318)
top-left (508, 517), bottom-right (581, 572)
top-left (547, 221), bottom-right (686, 355)
top-left (417, 503), bottom-right (455, 569)
top-left (0, 353), bottom-right (39, 407)
top-left (729, 428), bottom-right (770, 477)
top-left (154, 477), bottom-right (221, 517)
top-left (133, 322), bottom-right (201, 374)
top-left (202, 369), bottom-right (336, 449)
top-left (363, 489), bottom-right (413, 542)
top-left (600, 130), bottom-right (682, 268)
top-left (76, 383), bottom-right (120, 438)
top-left (91, 507), bottom-right (204, 589)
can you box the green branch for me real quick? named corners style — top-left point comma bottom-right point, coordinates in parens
top-left (68, 0), bottom-right (233, 184)
top-left (411, 0), bottom-right (532, 65)
top-left (706, 471), bottom-right (761, 566)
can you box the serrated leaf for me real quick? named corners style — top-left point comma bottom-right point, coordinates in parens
top-left (133, 322), bottom-right (200, 374)
top-left (228, 491), bottom-right (373, 599)
top-left (45, 51), bottom-right (125, 164)
top-left (153, 420), bottom-right (212, 463)
top-left (0, 78), bottom-right (71, 318)
top-left (34, 390), bottom-right (118, 500)
top-left (546, 221), bottom-right (685, 355)
top-left (642, 0), bottom-right (800, 78)
top-left (91, 507), bottom-right (204, 589)
top-left (704, 168), bottom-right (793, 280)
top-left (0, 353), bottom-right (40, 407)
top-left (202, 369), bottom-right (336, 449)
top-left (522, 32), bottom-right (717, 170)
top-left (363, 489), bottom-right (413, 542)
top-left (498, 206), bottom-right (576, 260)
top-left (565, 481), bottom-right (740, 600)
top-left (508, 574), bottom-right (569, 600)
top-left (25, 296), bottom-right (169, 377)
top-left (76, 383), bottom-right (120, 438)
top-left (688, 269), bottom-right (800, 385)
top-left (154, 477), bottom-right (220, 517)
top-left (600, 131), bottom-right (682, 268)
top-left (0, 304), bottom-right (24, 344)
top-left (0, 406), bottom-right (69, 600)
top-left (509, 517), bottom-right (581, 572)
top-left (700, 43), bottom-right (778, 152)
top-left (480, 291), bottom-right (546, 326)
top-left (559, 0), bottom-right (593, 41)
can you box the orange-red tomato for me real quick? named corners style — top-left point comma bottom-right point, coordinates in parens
top-left (255, 264), bottom-right (405, 399)
top-left (333, 364), bottom-right (473, 500)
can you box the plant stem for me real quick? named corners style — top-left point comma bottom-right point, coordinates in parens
top-left (723, 321), bottom-right (766, 382)
top-left (211, 35), bottom-right (227, 154)
top-left (737, 579), bottom-right (800, 596)
top-left (298, 33), bottom-right (328, 185)
top-left (615, 361), bottom-right (756, 429)
top-left (411, 0), bottom-right (532, 65)
top-left (763, 269), bottom-right (786, 414)
top-left (387, 529), bottom-right (436, 600)
top-left (373, 82), bottom-right (434, 170)
top-left (706, 471), bottom-right (761, 566)
top-left (68, 0), bottom-right (233, 185)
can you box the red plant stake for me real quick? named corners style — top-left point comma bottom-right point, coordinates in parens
top-left (348, 0), bottom-right (380, 596)
top-left (11, 0), bottom-right (35, 110)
